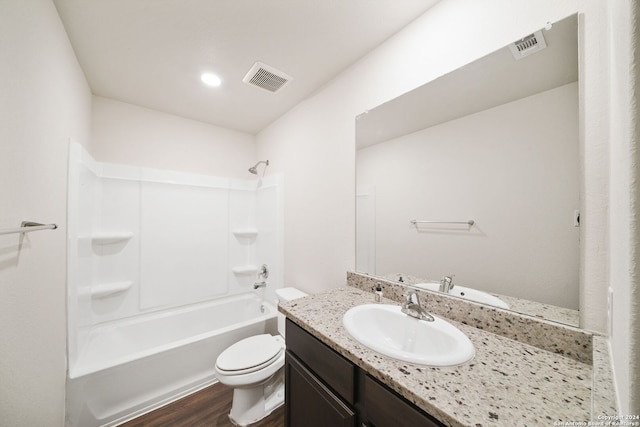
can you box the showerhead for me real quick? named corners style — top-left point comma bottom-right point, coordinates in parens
top-left (248, 160), bottom-right (269, 175)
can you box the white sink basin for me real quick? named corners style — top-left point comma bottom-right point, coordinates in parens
top-left (413, 282), bottom-right (510, 309)
top-left (342, 304), bottom-right (475, 367)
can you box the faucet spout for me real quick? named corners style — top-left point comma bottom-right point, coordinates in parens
top-left (253, 280), bottom-right (267, 290)
top-left (401, 291), bottom-right (434, 322)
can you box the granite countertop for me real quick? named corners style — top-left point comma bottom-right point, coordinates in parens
top-left (279, 286), bottom-right (593, 427)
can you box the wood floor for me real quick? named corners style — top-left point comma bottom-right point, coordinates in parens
top-left (119, 382), bottom-right (285, 427)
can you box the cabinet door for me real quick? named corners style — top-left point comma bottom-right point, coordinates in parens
top-left (361, 374), bottom-right (444, 427)
top-left (286, 319), bottom-right (355, 404)
top-left (285, 352), bottom-right (356, 427)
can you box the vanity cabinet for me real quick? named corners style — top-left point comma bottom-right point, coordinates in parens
top-left (359, 374), bottom-right (442, 427)
top-left (284, 319), bottom-right (444, 427)
top-left (285, 318), bottom-right (356, 427)
top-left (285, 354), bottom-right (356, 427)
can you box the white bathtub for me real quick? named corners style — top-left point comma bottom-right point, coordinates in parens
top-left (65, 293), bottom-right (278, 427)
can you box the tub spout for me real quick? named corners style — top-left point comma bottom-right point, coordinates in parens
top-left (253, 280), bottom-right (267, 290)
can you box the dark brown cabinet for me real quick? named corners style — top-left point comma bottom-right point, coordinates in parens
top-left (285, 353), bottom-right (356, 427)
top-left (284, 319), bottom-right (445, 427)
top-left (359, 374), bottom-right (443, 427)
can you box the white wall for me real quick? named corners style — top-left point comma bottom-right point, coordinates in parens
top-left (92, 96), bottom-right (256, 179)
top-left (608, 0), bottom-right (639, 416)
top-left (357, 83), bottom-right (579, 309)
top-left (0, 0), bottom-right (92, 425)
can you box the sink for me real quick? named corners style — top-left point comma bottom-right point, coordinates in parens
top-left (413, 282), bottom-right (510, 309)
top-left (342, 304), bottom-right (475, 367)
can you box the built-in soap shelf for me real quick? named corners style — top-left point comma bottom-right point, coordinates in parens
top-left (232, 265), bottom-right (258, 275)
top-left (87, 232), bottom-right (134, 245)
top-left (232, 229), bottom-right (258, 238)
top-left (232, 229), bottom-right (258, 277)
top-left (90, 281), bottom-right (133, 299)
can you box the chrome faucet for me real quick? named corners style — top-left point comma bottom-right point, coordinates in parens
top-left (253, 280), bottom-right (267, 289)
top-left (401, 291), bottom-right (434, 322)
top-left (439, 275), bottom-right (454, 293)
top-left (253, 264), bottom-right (269, 289)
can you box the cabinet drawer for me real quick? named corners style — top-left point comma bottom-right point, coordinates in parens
top-left (285, 319), bottom-right (355, 405)
top-left (361, 374), bottom-right (444, 427)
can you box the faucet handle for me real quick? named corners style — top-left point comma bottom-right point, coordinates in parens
top-left (401, 291), bottom-right (434, 322)
top-left (374, 282), bottom-right (383, 303)
top-left (403, 291), bottom-right (420, 306)
top-left (440, 275), bottom-right (454, 292)
top-left (258, 264), bottom-right (269, 279)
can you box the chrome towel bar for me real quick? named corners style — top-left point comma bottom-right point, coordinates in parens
top-left (410, 220), bottom-right (474, 226)
top-left (0, 221), bottom-right (58, 236)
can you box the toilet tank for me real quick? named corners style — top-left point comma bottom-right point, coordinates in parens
top-left (275, 287), bottom-right (308, 337)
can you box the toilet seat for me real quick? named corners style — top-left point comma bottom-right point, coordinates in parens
top-left (216, 334), bottom-right (284, 376)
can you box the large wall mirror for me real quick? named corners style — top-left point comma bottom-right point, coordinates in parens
top-left (356, 14), bottom-right (580, 326)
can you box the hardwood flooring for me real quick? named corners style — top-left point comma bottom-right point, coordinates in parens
top-left (119, 382), bottom-right (285, 427)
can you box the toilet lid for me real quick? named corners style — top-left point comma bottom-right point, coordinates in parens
top-left (216, 334), bottom-right (283, 373)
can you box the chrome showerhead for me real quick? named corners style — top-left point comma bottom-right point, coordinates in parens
top-left (248, 160), bottom-right (269, 176)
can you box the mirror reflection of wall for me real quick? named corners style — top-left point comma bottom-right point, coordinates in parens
top-left (356, 15), bottom-right (579, 324)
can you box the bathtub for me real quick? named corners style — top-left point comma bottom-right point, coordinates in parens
top-left (65, 293), bottom-right (278, 427)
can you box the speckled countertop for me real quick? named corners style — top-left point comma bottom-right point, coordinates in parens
top-left (279, 286), bottom-right (594, 427)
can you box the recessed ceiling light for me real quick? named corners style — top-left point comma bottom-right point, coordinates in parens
top-left (201, 73), bottom-right (222, 87)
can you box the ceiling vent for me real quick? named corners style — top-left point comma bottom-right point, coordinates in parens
top-left (243, 62), bottom-right (292, 93)
top-left (508, 30), bottom-right (547, 60)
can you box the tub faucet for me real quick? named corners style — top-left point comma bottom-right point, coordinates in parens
top-left (253, 264), bottom-right (269, 289)
top-left (439, 275), bottom-right (454, 293)
top-left (401, 291), bottom-right (434, 322)
top-left (253, 280), bottom-right (267, 290)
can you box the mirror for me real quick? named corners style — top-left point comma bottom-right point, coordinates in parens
top-left (355, 15), bottom-right (580, 326)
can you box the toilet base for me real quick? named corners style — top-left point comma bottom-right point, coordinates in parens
top-left (228, 369), bottom-right (284, 426)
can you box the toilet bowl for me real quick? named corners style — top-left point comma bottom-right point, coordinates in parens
top-left (214, 287), bottom-right (307, 426)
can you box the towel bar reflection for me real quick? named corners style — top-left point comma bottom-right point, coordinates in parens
top-left (410, 220), bottom-right (475, 226)
top-left (0, 221), bottom-right (58, 236)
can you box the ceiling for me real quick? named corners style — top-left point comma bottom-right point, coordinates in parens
top-left (356, 14), bottom-right (578, 148)
top-left (53, 0), bottom-right (440, 134)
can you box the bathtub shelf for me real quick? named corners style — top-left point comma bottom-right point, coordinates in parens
top-left (91, 281), bottom-right (133, 298)
top-left (231, 265), bottom-right (258, 275)
top-left (232, 229), bottom-right (258, 238)
top-left (89, 232), bottom-right (134, 245)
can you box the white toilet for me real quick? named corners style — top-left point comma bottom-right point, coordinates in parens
top-left (214, 287), bottom-right (307, 426)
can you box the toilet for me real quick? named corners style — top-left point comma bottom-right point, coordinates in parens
top-left (214, 287), bottom-right (307, 426)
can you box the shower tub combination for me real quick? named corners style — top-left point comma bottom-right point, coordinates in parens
top-left (66, 144), bottom-right (284, 426)
top-left (66, 293), bottom-right (278, 427)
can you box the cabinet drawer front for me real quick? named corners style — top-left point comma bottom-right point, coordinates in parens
top-left (362, 374), bottom-right (444, 427)
top-left (286, 319), bottom-right (355, 404)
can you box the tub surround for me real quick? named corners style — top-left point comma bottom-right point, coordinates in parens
top-left (348, 272), bottom-right (593, 364)
top-left (278, 283), bottom-right (617, 426)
